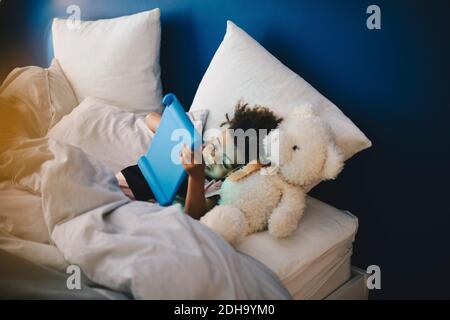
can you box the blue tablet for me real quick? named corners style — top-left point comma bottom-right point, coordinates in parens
top-left (137, 94), bottom-right (202, 206)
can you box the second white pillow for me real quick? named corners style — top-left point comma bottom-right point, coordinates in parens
top-left (52, 9), bottom-right (163, 116)
top-left (190, 21), bottom-right (371, 161)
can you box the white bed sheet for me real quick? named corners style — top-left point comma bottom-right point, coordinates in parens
top-left (237, 196), bottom-right (358, 299)
top-left (0, 180), bottom-right (69, 271)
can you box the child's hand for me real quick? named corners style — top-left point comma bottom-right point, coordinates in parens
top-left (180, 144), bottom-right (205, 178)
top-left (182, 144), bottom-right (207, 219)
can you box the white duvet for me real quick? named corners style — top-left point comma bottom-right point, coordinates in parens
top-left (0, 95), bottom-right (290, 299)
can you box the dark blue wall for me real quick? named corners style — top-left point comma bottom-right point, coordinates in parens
top-left (1, 0), bottom-right (449, 299)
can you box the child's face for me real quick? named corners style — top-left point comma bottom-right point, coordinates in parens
top-left (203, 130), bottom-right (239, 180)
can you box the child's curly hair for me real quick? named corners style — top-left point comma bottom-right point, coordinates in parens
top-left (221, 102), bottom-right (283, 163)
top-left (221, 102), bottom-right (283, 132)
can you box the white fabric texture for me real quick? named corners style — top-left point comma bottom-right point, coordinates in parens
top-left (52, 9), bottom-right (163, 116)
top-left (46, 59), bottom-right (79, 127)
top-left (0, 228), bottom-right (68, 272)
top-left (47, 97), bottom-right (154, 173)
top-left (0, 59), bottom-right (78, 137)
top-left (237, 197), bottom-right (357, 299)
top-left (0, 181), bottom-right (51, 244)
top-left (0, 72), bottom-right (290, 299)
top-left (190, 21), bottom-right (371, 161)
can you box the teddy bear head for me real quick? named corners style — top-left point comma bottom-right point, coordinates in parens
top-left (263, 105), bottom-right (344, 187)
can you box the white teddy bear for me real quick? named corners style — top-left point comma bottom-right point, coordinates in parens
top-left (200, 105), bottom-right (345, 245)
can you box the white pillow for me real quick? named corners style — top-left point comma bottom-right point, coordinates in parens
top-left (52, 9), bottom-right (162, 116)
top-left (190, 21), bottom-right (371, 160)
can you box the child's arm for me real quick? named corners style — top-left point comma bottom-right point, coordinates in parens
top-left (180, 145), bottom-right (207, 219)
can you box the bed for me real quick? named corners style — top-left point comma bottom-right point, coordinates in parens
top-left (0, 2), bottom-right (371, 300)
top-left (0, 93), bottom-right (366, 299)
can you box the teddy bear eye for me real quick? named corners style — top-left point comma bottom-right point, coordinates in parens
top-left (292, 145), bottom-right (299, 151)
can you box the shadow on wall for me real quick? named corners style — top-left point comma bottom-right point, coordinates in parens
top-left (0, 1), bottom-right (30, 81)
top-left (159, 10), bottom-right (203, 106)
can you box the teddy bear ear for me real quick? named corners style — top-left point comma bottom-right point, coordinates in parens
top-left (292, 103), bottom-right (315, 118)
top-left (322, 144), bottom-right (345, 180)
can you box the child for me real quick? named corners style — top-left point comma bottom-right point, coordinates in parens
top-left (119, 102), bottom-right (283, 219)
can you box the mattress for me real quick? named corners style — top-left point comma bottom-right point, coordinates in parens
top-left (237, 196), bottom-right (358, 300)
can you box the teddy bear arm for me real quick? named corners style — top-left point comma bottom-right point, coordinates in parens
top-left (268, 184), bottom-right (306, 238)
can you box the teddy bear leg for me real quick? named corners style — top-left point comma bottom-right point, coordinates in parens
top-left (200, 205), bottom-right (247, 245)
top-left (268, 207), bottom-right (303, 238)
top-left (268, 188), bottom-right (306, 238)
